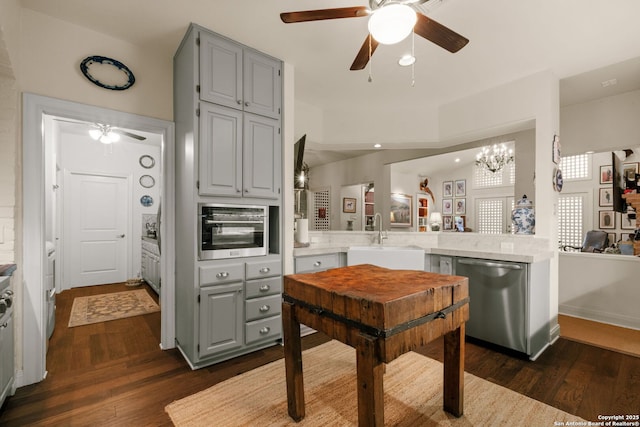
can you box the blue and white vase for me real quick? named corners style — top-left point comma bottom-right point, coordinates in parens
top-left (512, 195), bottom-right (535, 235)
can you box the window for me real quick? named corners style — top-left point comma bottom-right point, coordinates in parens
top-left (475, 197), bottom-right (515, 234)
top-left (559, 153), bottom-right (590, 180)
top-left (558, 193), bottom-right (586, 250)
top-left (474, 161), bottom-right (515, 188)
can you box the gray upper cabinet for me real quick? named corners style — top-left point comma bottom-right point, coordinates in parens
top-left (243, 50), bottom-right (281, 120)
top-left (199, 33), bottom-right (243, 110)
top-left (243, 113), bottom-right (280, 199)
top-left (199, 103), bottom-right (243, 197)
top-left (199, 31), bottom-right (281, 120)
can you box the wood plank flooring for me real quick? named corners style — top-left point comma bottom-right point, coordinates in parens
top-left (1, 283), bottom-right (638, 426)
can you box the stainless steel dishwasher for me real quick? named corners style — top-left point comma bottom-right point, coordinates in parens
top-left (454, 257), bottom-right (527, 353)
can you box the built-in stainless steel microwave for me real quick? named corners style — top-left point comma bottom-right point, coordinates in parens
top-left (199, 203), bottom-right (268, 260)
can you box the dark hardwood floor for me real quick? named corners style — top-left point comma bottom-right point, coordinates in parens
top-left (1, 283), bottom-right (638, 426)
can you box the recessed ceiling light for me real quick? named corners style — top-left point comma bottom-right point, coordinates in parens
top-left (454, 158), bottom-right (460, 163)
top-left (374, 143), bottom-right (382, 148)
top-left (601, 78), bottom-right (618, 88)
top-left (398, 54), bottom-right (416, 67)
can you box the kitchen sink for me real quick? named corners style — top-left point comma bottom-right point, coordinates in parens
top-left (347, 246), bottom-right (425, 270)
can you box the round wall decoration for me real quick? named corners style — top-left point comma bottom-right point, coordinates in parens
top-left (139, 155), bottom-right (155, 169)
top-left (140, 195), bottom-right (154, 207)
top-left (139, 175), bottom-right (155, 188)
top-left (553, 168), bottom-right (563, 192)
top-left (80, 55), bottom-right (135, 91)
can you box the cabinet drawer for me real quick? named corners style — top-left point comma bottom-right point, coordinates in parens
top-left (245, 294), bottom-right (281, 321)
top-left (199, 263), bottom-right (244, 286)
top-left (245, 315), bottom-right (282, 345)
top-left (245, 259), bottom-right (281, 279)
top-left (245, 276), bottom-right (281, 299)
top-left (295, 253), bottom-right (340, 273)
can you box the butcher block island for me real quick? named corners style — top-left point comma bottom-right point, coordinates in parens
top-left (282, 264), bottom-right (469, 426)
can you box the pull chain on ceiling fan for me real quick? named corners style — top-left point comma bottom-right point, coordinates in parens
top-left (280, 0), bottom-right (469, 71)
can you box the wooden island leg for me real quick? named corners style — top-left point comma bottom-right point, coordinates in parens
top-left (356, 333), bottom-right (384, 427)
top-left (443, 323), bottom-right (465, 417)
top-left (283, 301), bottom-right (305, 421)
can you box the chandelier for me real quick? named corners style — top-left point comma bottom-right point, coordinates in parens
top-left (475, 144), bottom-right (514, 173)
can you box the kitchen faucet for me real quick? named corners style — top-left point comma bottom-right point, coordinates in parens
top-left (374, 212), bottom-right (387, 245)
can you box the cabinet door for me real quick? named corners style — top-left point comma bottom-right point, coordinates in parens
top-left (199, 282), bottom-right (243, 357)
top-left (0, 315), bottom-right (14, 400)
top-left (199, 32), bottom-right (243, 111)
top-left (243, 50), bottom-right (281, 119)
top-left (243, 113), bottom-right (280, 199)
top-left (199, 103), bottom-right (243, 196)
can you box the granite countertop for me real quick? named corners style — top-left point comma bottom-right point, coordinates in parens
top-left (0, 263), bottom-right (17, 276)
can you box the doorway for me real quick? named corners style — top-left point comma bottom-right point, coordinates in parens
top-left (22, 93), bottom-right (175, 387)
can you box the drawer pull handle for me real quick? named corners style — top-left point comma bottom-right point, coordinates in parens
top-left (313, 261), bottom-right (322, 267)
top-left (259, 284), bottom-right (271, 292)
top-left (259, 326), bottom-right (270, 335)
top-left (259, 267), bottom-right (270, 274)
top-left (259, 305), bottom-right (270, 313)
top-left (216, 272), bottom-right (229, 279)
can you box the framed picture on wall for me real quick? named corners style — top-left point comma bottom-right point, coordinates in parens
top-left (342, 197), bottom-right (356, 213)
top-left (599, 210), bottom-right (615, 229)
top-left (599, 187), bottom-right (613, 207)
top-left (606, 232), bottom-right (616, 244)
top-left (623, 162), bottom-right (639, 180)
top-left (443, 181), bottom-right (453, 197)
top-left (600, 165), bottom-right (613, 184)
top-left (455, 179), bottom-right (466, 197)
top-left (552, 134), bottom-right (561, 164)
top-left (455, 198), bottom-right (466, 215)
top-left (621, 212), bottom-right (636, 230)
top-left (442, 199), bottom-right (453, 215)
top-left (390, 193), bottom-right (412, 227)
top-left (443, 215), bottom-right (453, 230)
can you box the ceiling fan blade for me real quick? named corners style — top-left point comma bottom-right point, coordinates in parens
top-left (113, 129), bottom-right (147, 141)
top-left (350, 34), bottom-right (379, 71)
top-left (281, 6), bottom-right (368, 23)
top-left (413, 13), bottom-right (469, 53)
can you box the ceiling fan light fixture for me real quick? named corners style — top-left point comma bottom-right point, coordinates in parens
top-left (88, 128), bottom-right (102, 140)
top-left (398, 54), bottom-right (416, 66)
top-left (368, 4), bottom-right (417, 45)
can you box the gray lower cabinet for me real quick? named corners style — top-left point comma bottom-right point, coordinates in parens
top-left (141, 238), bottom-right (160, 294)
top-left (199, 282), bottom-right (243, 357)
top-left (185, 257), bottom-right (282, 368)
top-left (0, 276), bottom-right (14, 407)
top-left (293, 253), bottom-right (345, 337)
top-left (294, 253), bottom-right (344, 274)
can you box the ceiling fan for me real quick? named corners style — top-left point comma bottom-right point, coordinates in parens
top-left (88, 123), bottom-right (147, 143)
top-left (54, 118), bottom-right (147, 143)
top-left (280, 0), bottom-right (469, 71)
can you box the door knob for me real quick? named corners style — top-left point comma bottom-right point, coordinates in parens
top-left (117, 234), bottom-right (125, 238)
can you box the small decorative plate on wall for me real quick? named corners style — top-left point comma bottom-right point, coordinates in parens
top-left (139, 155), bottom-right (155, 169)
top-left (139, 175), bottom-right (155, 188)
top-left (140, 195), bottom-right (154, 207)
top-left (80, 55), bottom-right (135, 91)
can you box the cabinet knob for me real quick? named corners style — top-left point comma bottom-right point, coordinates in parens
top-left (259, 284), bottom-right (270, 292)
top-left (236, 188), bottom-right (241, 193)
top-left (216, 271), bottom-right (229, 279)
top-left (259, 267), bottom-right (270, 274)
top-left (237, 99), bottom-right (242, 105)
top-left (259, 326), bottom-right (270, 335)
top-left (259, 305), bottom-right (270, 313)
top-left (244, 101), bottom-right (250, 107)
top-left (313, 261), bottom-right (322, 267)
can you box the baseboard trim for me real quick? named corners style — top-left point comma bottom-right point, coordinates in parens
top-left (559, 305), bottom-right (640, 330)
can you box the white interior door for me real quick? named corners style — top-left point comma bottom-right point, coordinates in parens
top-left (64, 171), bottom-right (129, 287)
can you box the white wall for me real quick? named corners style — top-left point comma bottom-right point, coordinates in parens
top-left (18, 8), bottom-right (173, 121)
top-left (559, 252), bottom-right (640, 329)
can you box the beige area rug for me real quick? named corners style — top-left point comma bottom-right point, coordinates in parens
top-left (68, 289), bottom-right (160, 327)
top-left (166, 340), bottom-right (586, 426)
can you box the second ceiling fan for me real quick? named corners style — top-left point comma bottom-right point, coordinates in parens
top-left (280, 0), bottom-right (469, 71)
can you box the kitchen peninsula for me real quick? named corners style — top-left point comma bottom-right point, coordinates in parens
top-left (293, 230), bottom-right (555, 360)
